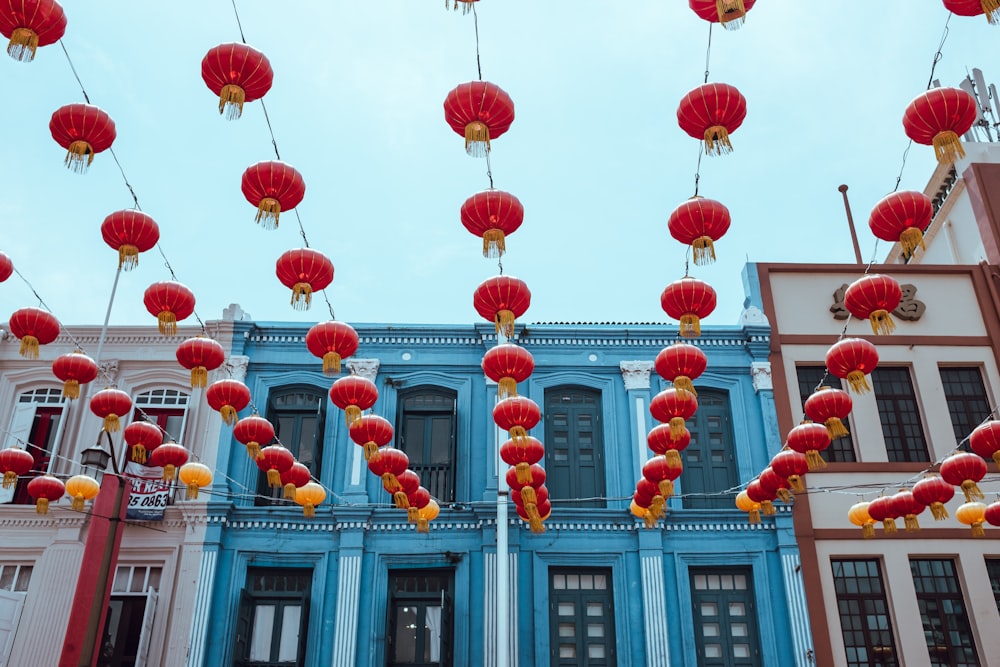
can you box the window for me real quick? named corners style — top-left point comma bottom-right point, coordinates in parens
top-left (397, 388), bottom-right (456, 503)
top-left (831, 559), bottom-right (897, 667)
top-left (909, 559), bottom-right (980, 667)
top-left (258, 388), bottom-right (326, 503)
top-left (235, 568), bottom-right (311, 667)
top-left (98, 565), bottom-right (162, 667)
top-left (0, 564), bottom-right (32, 666)
top-left (544, 387), bottom-right (605, 509)
top-left (939, 367), bottom-right (991, 446)
top-left (986, 559), bottom-right (1000, 616)
top-left (549, 568), bottom-right (615, 666)
top-left (682, 390), bottom-right (738, 510)
top-left (3, 388), bottom-right (67, 505)
top-left (131, 389), bottom-right (190, 454)
top-left (387, 569), bottom-right (453, 667)
top-left (689, 568), bottom-right (761, 666)
top-left (871, 368), bottom-right (928, 462)
top-left (796, 365), bottom-right (856, 462)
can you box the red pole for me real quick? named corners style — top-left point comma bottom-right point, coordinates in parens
top-left (839, 184), bottom-right (864, 265)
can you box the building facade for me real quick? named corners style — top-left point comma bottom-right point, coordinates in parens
top-left (194, 317), bottom-right (814, 667)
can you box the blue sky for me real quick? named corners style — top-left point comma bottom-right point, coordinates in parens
top-left (0, 2), bottom-right (994, 331)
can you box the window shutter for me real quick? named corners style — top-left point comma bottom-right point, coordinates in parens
top-left (0, 404), bottom-right (36, 504)
top-left (234, 590), bottom-right (254, 662)
top-left (134, 589), bottom-right (158, 667)
top-left (0, 589), bottom-right (25, 666)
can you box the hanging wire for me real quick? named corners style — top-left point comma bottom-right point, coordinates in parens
top-left (692, 144), bottom-right (704, 196)
top-left (703, 22), bottom-right (713, 84)
top-left (925, 13), bottom-right (952, 91)
top-left (472, 3), bottom-right (483, 80)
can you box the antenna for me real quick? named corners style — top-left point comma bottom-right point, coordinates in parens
top-left (972, 68), bottom-right (995, 142)
top-left (959, 78), bottom-right (981, 141)
top-left (991, 83), bottom-right (1000, 131)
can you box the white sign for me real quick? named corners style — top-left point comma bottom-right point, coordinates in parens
top-left (125, 461), bottom-right (170, 521)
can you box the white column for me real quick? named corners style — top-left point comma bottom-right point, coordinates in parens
top-left (484, 551), bottom-right (497, 667)
top-left (507, 552), bottom-right (518, 667)
top-left (185, 549), bottom-right (217, 667)
top-left (780, 552), bottom-right (813, 667)
top-left (640, 554), bottom-right (670, 667)
top-left (331, 553), bottom-right (362, 666)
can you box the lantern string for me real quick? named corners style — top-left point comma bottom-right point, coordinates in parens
top-left (692, 145), bottom-right (703, 196)
top-left (485, 151), bottom-right (495, 189)
top-left (472, 3), bottom-right (483, 80)
top-left (57, 40), bottom-right (90, 104)
top-left (889, 141), bottom-right (913, 195)
top-left (703, 23), bottom-right (713, 84)
top-left (230, 0), bottom-right (249, 44)
top-left (108, 148), bottom-right (142, 210)
top-left (925, 13), bottom-right (952, 91)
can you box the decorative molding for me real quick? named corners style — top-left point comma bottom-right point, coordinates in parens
top-left (619, 361), bottom-right (654, 390)
top-left (751, 362), bottom-right (773, 392)
top-left (739, 304), bottom-right (769, 326)
top-left (223, 354), bottom-right (250, 382)
top-left (331, 554), bottom-right (362, 666)
top-left (641, 554), bottom-right (670, 667)
top-left (781, 552), bottom-right (815, 667)
top-left (345, 357), bottom-right (379, 382)
top-left (98, 359), bottom-right (120, 383)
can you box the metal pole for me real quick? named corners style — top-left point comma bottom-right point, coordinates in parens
top-left (92, 265), bottom-right (122, 374)
top-left (496, 451), bottom-right (510, 667)
top-left (78, 472), bottom-right (125, 667)
top-left (838, 185), bottom-right (864, 266)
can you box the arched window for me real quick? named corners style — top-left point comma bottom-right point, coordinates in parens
top-left (257, 387), bottom-right (326, 504)
top-left (132, 388), bottom-right (190, 451)
top-left (396, 387), bottom-right (457, 503)
top-left (544, 386), bottom-right (605, 509)
top-left (681, 389), bottom-right (738, 510)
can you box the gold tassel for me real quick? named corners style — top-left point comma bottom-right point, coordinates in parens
top-left (344, 406), bottom-right (362, 426)
top-left (929, 501), bottom-right (948, 520)
top-left (788, 475), bottom-right (805, 493)
top-left (186, 483), bottom-right (200, 500)
top-left (869, 310), bottom-right (896, 336)
top-left (904, 515), bottom-right (920, 532)
top-left (845, 370), bottom-right (871, 394)
top-left (882, 518), bottom-right (897, 534)
top-left (291, 283), bottom-right (313, 310)
top-left (495, 309), bottom-right (516, 339)
top-left (932, 130), bottom-right (965, 164)
top-left (36, 498), bottom-right (49, 515)
top-left (18, 335), bottom-right (40, 359)
top-left (761, 500), bottom-right (776, 516)
top-left (716, 0), bottom-right (747, 29)
top-left (825, 417), bottom-right (849, 439)
top-left (64, 141), bottom-right (95, 173)
top-left (993, 451), bottom-right (1000, 466)
top-left (509, 426), bottom-right (527, 442)
top-left (776, 488), bottom-right (791, 504)
top-left (529, 515), bottom-right (545, 534)
top-left (394, 491), bottom-right (410, 509)
top-left (303, 503), bottom-right (316, 518)
top-left (482, 229), bottom-right (506, 258)
top-left (899, 227), bottom-right (926, 258)
top-left (72, 496), bottom-right (84, 511)
top-left (515, 462), bottom-right (531, 485)
top-left (748, 508), bottom-right (760, 524)
top-left (642, 510), bottom-right (657, 529)
top-left (418, 518), bottom-right (430, 533)
top-left (382, 473), bottom-right (400, 492)
top-left (498, 377), bottom-right (518, 399)
top-left (283, 483), bottom-right (297, 500)
top-left (961, 480), bottom-right (984, 502)
top-left (805, 450), bottom-right (827, 470)
top-left (862, 522), bottom-right (875, 539)
top-left (322, 351), bottom-right (342, 376)
top-left (219, 83), bottom-right (247, 120)
top-left (679, 314), bottom-right (701, 338)
top-left (62, 380), bottom-right (80, 400)
top-left (163, 464), bottom-right (176, 481)
top-left (669, 417), bottom-right (686, 439)
top-left (267, 469), bottom-right (281, 488)
top-left (220, 405), bottom-right (238, 426)
top-left (464, 120), bottom-right (490, 157)
top-left (673, 376), bottom-right (697, 397)
top-left (408, 507), bottom-right (419, 523)
top-left (2, 471), bottom-right (16, 489)
top-left (7, 28), bottom-right (39, 62)
top-left (131, 445), bottom-right (147, 465)
top-left (971, 521), bottom-right (985, 537)
top-left (190, 367), bottom-right (208, 389)
top-left (649, 496), bottom-right (665, 520)
top-left (520, 486), bottom-right (537, 505)
top-left (363, 442), bottom-right (379, 461)
top-left (703, 126), bottom-right (733, 156)
top-left (692, 236), bottom-right (717, 265)
top-left (658, 480), bottom-right (675, 498)
top-left (103, 414), bottom-right (121, 433)
top-left (246, 442), bottom-right (261, 459)
top-left (157, 311), bottom-right (178, 336)
top-left (665, 450), bottom-right (682, 469)
top-left (255, 197), bottom-right (281, 230)
top-left (983, 0), bottom-right (1000, 24)
top-left (119, 245), bottom-right (140, 270)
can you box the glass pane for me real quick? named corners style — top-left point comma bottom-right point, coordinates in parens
top-left (560, 645), bottom-right (577, 658)
top-left (587, 623), bottom-right (604, 638)
top-left (0, 568), bottom-right (13, 591)
top-left (586, 602), bottom-right (603, 617)
top-left (249, 605), bottom-right (276, 661)
top-left (734, 643), bottom-right (751, 658)
top-left (430, 417), bottom-right (452, 463)
top-left (732, 623), bottom-right (748, 637)
top-left (164, 414), bottom-right (185, 443)
top-left (705, 644), bottom-right (723, 658)
top-left (393, 605), bottom-right (418, 662)
top-left (594, 574), bottom-right (607, 590)
top-left (729, 602), bottom-right (746, 616)
top-left (425, 605), bottom-right (442, 662)
top-left (734, 574), bottom-right (747, 589)
top-left (703, 623), bottom-right (720, 637)
top-left (694, 574), bottom-right (707, 590)
top-left (297, 416), bottom-right (318, 465)
top-left (14, 566), bottom-right (31, 592)
top-left (113, 567), bottom-right (130, 593)
top-left (559, 623), bottom-right (575, 638)
top-left (700, 602), bottom-right (717, 616)
top-left (147, 567), bottom-right (161, 592)
top-left (558, 602), bottom-right (575, 617)
top-left (588, 645), bottom-right (606, 659)
top-left (566, 574), bottom-right (579, 590)
top-left (278, 605), bottom-right (301, 661)
top-left (404, 417), bottom-right (426, 463)
top-left (580, 574), bottom-right (594, 589)
top-left (553, 574), bottom-right (565, 590)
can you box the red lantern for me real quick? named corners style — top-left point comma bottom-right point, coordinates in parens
top-left (205, 379), bottom-right (252, 426)
top-left (389, 469), bottom-right (421, 509)
top-left (803, 386), bottom-right (853, 440)
top-left (944, 0), bottom-right (1000, 24)
top-left (643, 455), bottom-right (683, 499)
top-left (667, 197), bottom-right (731, 265)
top-left (867, 495), bottom-right (899, 534)
top-left (280, 462), bottom-right (312, 500)
top-left (175, 336), bottom-right (226, 389)
top-left (0, 447), bottom-right (34, 489)
top-left (123, 420), bottom-right (162, 465)
top-left (349, 414), bottom-right (393, 461)
top-left (969, 420), bottom-right (1000, 466)
top-left (786, 421), bottom-right (832, 470)
top-left (256, 444), bottom-right (295, 489)
top-left (241, 161), bottom-right (306, 230)
top-left (844, 274), bottom-right (903, 336)
top-left (201, 43), bottom-right (274, 119)
top-left (506, 464), bottom-right (546, 492)
top-left (868, 191), bottom-right (934, 260)
top-left (148, 442), bottom-right (188, 481)
top-left (0, 0), bottom-right (66, 62)
top-left (446, 0), bottom-right (478, 14)
top-left (902, 87), bottom-right (978, 164)
top-left (492, 396), bottom-right (541, 441)
top-left (461, 189), bottom-right (524, 258)
top-left (770, 449), bottom-right (809, 492)
top-left (89, 388), bottom-right (132, 433)
top-left (512, 484), bottom-right (548, 510)
top-left (660, 277), bottom-right (717, 338)
top-left (482, 343), bottom-right (534, 399)
top-left (275, 248), bottom-right (334, 310)
top-left (8, 306), bottom-right (60, 358)
top-left (677, 83), bottom-right (747, 155)
top-left (100, 210), bottom-right (159, 270)
top-left (758, 467), bottom-right (792, 504)
top-left (51, 350), bottom-right (98, 400)
top-left (824, 338), bottom-right (879, 394)
top-left (912, 474), bottom-right (955, 520)
top-left (634, 477), bottom-right (668, 522)
top-left (233, 415), bottom-right (275, 459)
top-left (367, 447), bottom-right (409, 492)
top-left (406, 485), bottom-right (431, 523)
top-left (500, 436), bottom-right (545, 485)
top-left (986, 500), bottom-right (1000, 527)
top-left (515, 498), bottom-right (550, 533)
top-left (474, 275), bottom-right (531, 339)
top-left (646, 424), bottom-right (691, 468)
top-left (143, 281), bottom-right (196, 336)
top-left (940, 451), bottom-right (988, 502)
top-left (655, 343), bottom-right (707, 396)
top-left (49, 104), bottom-right (116, 173)
top-left (746, 479), bottom-right (777, 516)
top-left (329, 375), bottom-right (379, 426)
top-left (650, 388), bottom-right (698, 438)
top-left (443, 81), bottom-right (515, 157)
top-left (689, 0), bottom-right (756, 29)
top-left (891, 489), bottom-right (925, 532)
top-left (26, 474), bottom-right (64, 514)
top-left (0, 251), bottom-right (11, 282)
top-left (305, 321), bottom-right (359, 376)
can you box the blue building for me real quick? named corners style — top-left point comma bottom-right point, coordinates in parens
top-left (191, 313), bottom-right (813, 666)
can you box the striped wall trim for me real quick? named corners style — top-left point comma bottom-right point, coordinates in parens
top-left (641, 555), bottom-right (670, 667)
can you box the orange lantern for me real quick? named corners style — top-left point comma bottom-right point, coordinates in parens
top-left (65, 474), bottom-right (100, 511)
top-left (178, 462), bottom-right (213, 500)
top-left (735, 490), bottom-right (761, 524)
top-left (955, 501), bottom-right (987, 537)
top-left (848, 501), bottom-right (875, 539)
top-left (417, 498), bottom-right (440, 533)
top-left (294, 481), bottom-right (326, 517)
